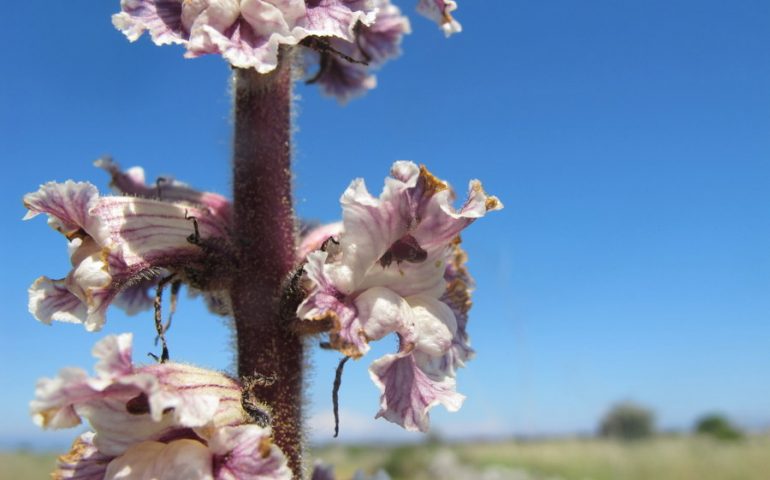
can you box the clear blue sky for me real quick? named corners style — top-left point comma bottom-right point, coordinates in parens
top-left (1, 1), bottom-right (768, 449)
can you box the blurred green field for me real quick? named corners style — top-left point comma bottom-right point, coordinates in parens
top-left (2, 436), bottom-right (768, 479)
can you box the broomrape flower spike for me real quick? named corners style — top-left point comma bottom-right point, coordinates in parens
top-left (298, 161), bottom-right (502, 432)
top-left (112, 0), bottom-right (461, 101)
top-left (28, 2), bottom-right (498, 477)
top-left (32, 333), bottom-right (291, 479)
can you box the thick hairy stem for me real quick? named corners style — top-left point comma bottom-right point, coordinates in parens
top-left (231, 59), bottom-right (303, 477)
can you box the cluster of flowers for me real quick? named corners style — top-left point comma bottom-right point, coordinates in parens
top-left (298, 162), bottom-right (501, 431)
top-left (31, 333), bottom-right (291, 479)
top-left (112, 0), bottom-right (462, 101)
top-left (27, 159), bottom-right (500, 461)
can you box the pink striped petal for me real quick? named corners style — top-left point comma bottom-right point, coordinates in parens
top-left (369, 350), bottom-right (464, 432)
top-left (112, 0), bottom-right (185, 45)
top-left (23, 181), bottom-right (103, 240)
top-left (210, 425), bottom-right (292, 479)
top-left (415, 0), bottom-right (461, 36)
top-left (28, 277), bottom-right (88, 326)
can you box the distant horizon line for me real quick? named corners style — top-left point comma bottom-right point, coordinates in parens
top-left (5, 426), bottom-right (770, 453)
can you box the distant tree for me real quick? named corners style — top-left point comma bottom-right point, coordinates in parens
top-left (598, 402), bottom-right (655, 440)
top-left (695, 413), bottom-right (744, 440)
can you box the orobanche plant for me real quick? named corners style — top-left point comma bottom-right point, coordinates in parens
top-left (26, 1), bottom-right (501, 479)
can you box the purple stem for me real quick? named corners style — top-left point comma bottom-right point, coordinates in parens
top-left (231, 60), bottom-right (303, 477)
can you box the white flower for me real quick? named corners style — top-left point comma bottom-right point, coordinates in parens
top-left (24, 170), bottom-right (232, 331)
top-left (298, 161), bottom-right (501, 431)
top-left (34, 334), bottom-right (291, 479)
